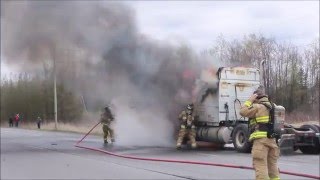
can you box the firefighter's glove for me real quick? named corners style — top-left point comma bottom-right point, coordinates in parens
top-left (187, 120), bottom-right (192, 127)
top-left (248, 94), bottom-right (258, 103)
top-left (181, 116), bottom-right (187, 122)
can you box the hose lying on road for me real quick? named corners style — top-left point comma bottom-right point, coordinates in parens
top-left (75, 122), bottom-right (320, 180)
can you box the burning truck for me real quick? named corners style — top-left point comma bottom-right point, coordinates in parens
top-left (189, 62), bottom-right (320, 154)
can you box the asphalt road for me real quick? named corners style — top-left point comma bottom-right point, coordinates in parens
top-left (1, 127), bottom-right (319, 179)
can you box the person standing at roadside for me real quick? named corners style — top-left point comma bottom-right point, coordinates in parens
top-left (8, 116), bottom-right (14, 127)
top-left (14, 113), bottom-right (20, 127)
top-left (36, 116), bottom-right (42, 129)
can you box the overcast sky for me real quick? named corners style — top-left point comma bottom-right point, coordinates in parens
top-left (1, 1), bottom-right (319, 75)
top-left (127, 1), bottom-right (319, 51)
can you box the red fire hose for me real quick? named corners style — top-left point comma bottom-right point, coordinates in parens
top-left (75, 122), bottom-right (320, 180)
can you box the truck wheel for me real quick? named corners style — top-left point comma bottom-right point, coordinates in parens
top-left (299, 124), bottom-right (320, 154)
top-left (232, 124), bottom-right (252, 153)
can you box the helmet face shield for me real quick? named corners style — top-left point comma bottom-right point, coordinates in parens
top-left (187, 103), bottom-right (193, 110)
top-left (104, 106), bottom-right (111, 112)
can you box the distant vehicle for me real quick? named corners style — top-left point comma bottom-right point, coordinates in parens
top-left (192, 61), bottom-right (320, 154)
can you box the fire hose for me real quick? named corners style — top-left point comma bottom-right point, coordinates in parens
top-left (75, 122), bottom-right (320, 180)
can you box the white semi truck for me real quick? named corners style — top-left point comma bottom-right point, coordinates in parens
top-left (192, 64), bottom-right (320, 154)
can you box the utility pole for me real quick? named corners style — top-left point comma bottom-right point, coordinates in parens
top-left (53, 47), bottom-right (58, 130)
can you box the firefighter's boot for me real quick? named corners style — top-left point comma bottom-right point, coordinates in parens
top-left (176, 143), bottom-right (182, 150)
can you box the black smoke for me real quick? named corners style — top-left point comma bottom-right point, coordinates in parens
top-left (1, 1), bottom-right (205, 145)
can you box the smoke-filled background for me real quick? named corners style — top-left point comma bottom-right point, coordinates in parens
top-left (3, 1), bottom-right (317, 146)
top-left (1, 1), bottom-right (216, 146)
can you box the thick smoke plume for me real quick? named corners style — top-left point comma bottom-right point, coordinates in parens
top-left (1, 1), bottom-right (210, 146)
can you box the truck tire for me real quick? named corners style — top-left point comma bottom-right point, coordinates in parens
top-left (298, 124), bottom-right (320, 154)
top-left (232, 124), bottom-right (252, 153)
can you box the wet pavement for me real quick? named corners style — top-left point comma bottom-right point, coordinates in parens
top-left (1, 128), bottom-right (319, 179)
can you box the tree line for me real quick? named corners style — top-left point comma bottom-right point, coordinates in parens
top-left (1, 72), bottom-right (83, 123)
top-left (1, 34), bottom-right (319, 123)
top-left (207, 34), bottom-right (319, 121)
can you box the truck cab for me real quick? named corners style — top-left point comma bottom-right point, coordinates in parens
top-left (193, 65), bottom-right (319, 154)
top-left (195, 67), bottom-right (260, 125)
top-left (193, 66), bottom-right (260, 152)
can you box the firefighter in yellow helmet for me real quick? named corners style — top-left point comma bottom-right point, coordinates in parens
top-left (176, 103), bottom-right (197, 149)
top-left (100, 106), bottom-right (115, 144)
top-left (240, 90), bottom-right (280, 180)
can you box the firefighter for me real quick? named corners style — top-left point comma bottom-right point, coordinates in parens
top-left (176, 103), bottom-right (197, 149)
top-left (100, 106), bottom-right (115, 144)
top-left (240, 90), bottom-right (280, 180)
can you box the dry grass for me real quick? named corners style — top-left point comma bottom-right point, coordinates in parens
top-left (2, 118), bottom-right (318, 134)
top-left (11, 122), bottom-right (104, 136)
top-left (285, 112), bottom-right (319, 127)
top-left (290, 120), bottom-right (319, 127)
